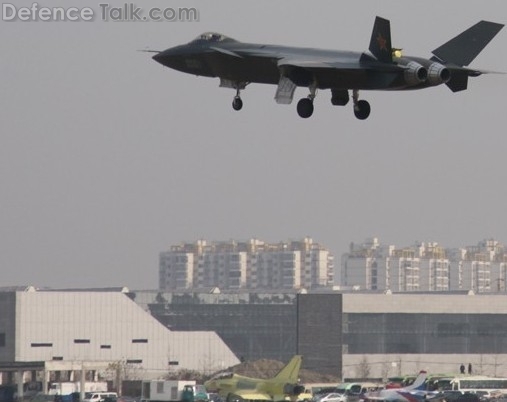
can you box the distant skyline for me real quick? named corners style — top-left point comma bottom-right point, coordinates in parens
top-left (1, 0), bottom-right (506, 289)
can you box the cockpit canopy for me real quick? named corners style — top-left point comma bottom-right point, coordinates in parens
top-left (192, 32), bottom-right (236, 43)
top-left (210, 372), bottom-right (234, 380)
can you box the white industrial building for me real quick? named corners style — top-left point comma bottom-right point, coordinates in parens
top-left (0, 287), bottom-right (239, 393)
top-left (135, 289), bottom-right (507, 379)
top-left (341, 292), bottom-right (507, 379)
top-left (159, 238), bottom-right (334, 291)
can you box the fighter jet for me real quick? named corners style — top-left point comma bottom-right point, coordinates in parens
top-left (204, 355), bottom-right (304, 402)
top-left (152, 17), bottom-right (503, 120)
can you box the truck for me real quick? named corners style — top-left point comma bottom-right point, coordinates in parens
top-left (141, 380), bottom-right (208, 402)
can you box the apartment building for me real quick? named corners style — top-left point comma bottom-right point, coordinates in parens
top-left (341, 237), bottom-right (507, 292)
top-left (159, 238), bottom-right (333, 290)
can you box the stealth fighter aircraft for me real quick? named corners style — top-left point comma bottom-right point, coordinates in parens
top-left (152, 17), bottom-right (503, 119)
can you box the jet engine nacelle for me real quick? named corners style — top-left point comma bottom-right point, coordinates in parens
top-left (427, 62), bottom-right (451, 85)
top-left (286, 67), bottom-right (313, 87)
top-left (283, 384), bottom-right (305, 395)
top-left (404, 61), bottom-right (428, 86)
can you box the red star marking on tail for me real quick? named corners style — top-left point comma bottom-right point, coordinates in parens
top-left (376, 33), bottom-right (388, 51)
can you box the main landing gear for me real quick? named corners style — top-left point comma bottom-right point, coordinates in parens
top-left (296, 84), bottom-right (317, 118)
top-left (227, 79), bottom-right (371, 120)
top-left (352, 89), bottom-right (371, 120)
top-left (296, 98), bottom-right (314, 118)
top-left (295, 87), bottom-right (371, 120)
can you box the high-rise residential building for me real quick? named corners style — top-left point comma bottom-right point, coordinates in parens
top-left (341, 237), bottom-right (507, 293)
top-left (159, 238), bottom-right (334, 291)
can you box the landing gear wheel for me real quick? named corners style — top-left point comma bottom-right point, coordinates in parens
top-left (297, 98), bottom-right (314, 118)
top-left (232, 96), bottom-right (243, 111)
top-left (354, 100), bottom-right (371, 120)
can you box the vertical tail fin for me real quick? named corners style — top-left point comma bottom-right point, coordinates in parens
top-left (403, 371), bottom-right (428, 391)
top-left (432, 20), bottom-right (504, 66)
top-left (369, 16), bottom-right (393, 63)
top-left (443, 71), bottom-right (469, 92)
top-left (273, 355), bottom-right (302, 382)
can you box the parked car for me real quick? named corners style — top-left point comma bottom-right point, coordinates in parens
top-left (83, 392), bottom-right (118, 402)
top-left (315, 393), bottom-right (347, 402)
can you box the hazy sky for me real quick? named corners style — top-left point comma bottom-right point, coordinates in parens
top-left (1, 0), bottom-right (506, 289)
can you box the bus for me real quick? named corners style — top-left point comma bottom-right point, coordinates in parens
top-left (423, 374), bottom-right (457, 391)
top-left (435, 376), bottom-right (507, 395)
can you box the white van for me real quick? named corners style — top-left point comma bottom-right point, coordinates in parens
top-left (83, 392), bottom-right (118, 402)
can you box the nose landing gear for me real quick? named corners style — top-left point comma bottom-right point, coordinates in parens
top-left (232, 87), bottom-right (243, 111)
top-left (220, 79), bottom-right (248, 112)
top-left (232, 95), bottom-right (243, 111)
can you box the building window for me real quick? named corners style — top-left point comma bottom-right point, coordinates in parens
top-left (31, 343), bottom-right (53, 347)
top-left (0, 333), bottom-right (5, 347)
top-left (100, 345), bottom-right (111, 349)
top-left (52, 356), bottom-right (63, 361)
top-left (168, 361), bottom-right (179, 366)
top-left (126, 359), bottom-right (142, 364)
top-left (132, 339), bottom-right (148, 343)
top-left (74, 339), bottom-right (90, 344)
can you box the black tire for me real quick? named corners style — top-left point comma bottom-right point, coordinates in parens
top-left (297, 98), bottom-right (314, 118)
top-left (354, 100), bottom-right (371, 120)
top-left (232, 97), bottom-right (243, 111)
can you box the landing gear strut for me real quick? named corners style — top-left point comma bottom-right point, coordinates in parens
top-left (352, 89), bottom-right (371, 120)
top-left (296, 84), bottom-right (317, 118)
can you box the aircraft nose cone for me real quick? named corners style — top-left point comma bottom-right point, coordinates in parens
top-left (152, 44), bottom-right (211, 76)
top-left (152, 49), bottom-right (172, 65)
top-left (152, 52), bottom-right (164, 64)
top-left (152, 46), bottom-right (186, 69)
